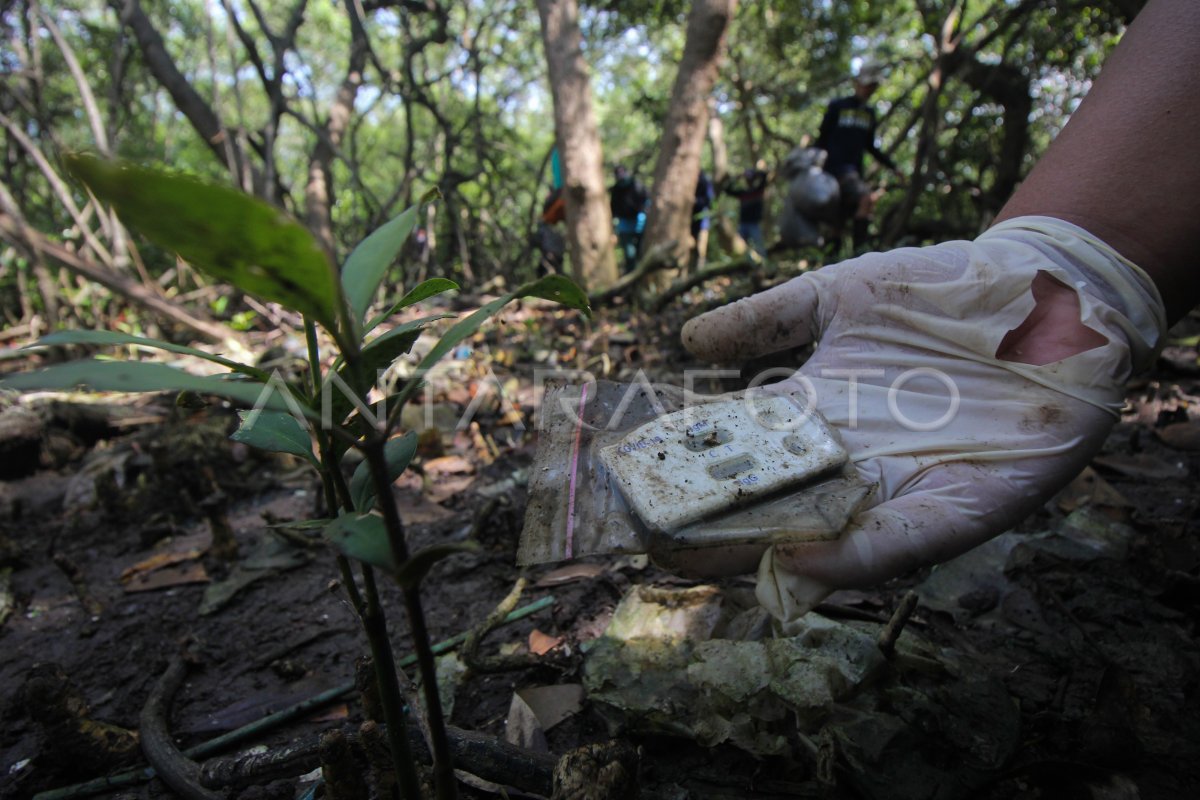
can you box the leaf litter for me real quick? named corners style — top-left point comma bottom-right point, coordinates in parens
top-left (1, 305), bottom-right (1198, 798)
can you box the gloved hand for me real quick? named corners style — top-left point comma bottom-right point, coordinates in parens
top-left (681, 216), bottom-right (1166, 622)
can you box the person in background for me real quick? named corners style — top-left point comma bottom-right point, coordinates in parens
top-left (533, 188), bottom-right (566, 275)
top-left (722, 162), bottom-right (769, 255)
top-left (691, 170), bottom-right (716, 271)
top-left (610, 165), bottom-right (649, 272)
top-left (815, 62), bottom-right (902, 252)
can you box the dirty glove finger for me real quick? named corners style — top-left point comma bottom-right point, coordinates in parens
top-left (755, 441), bottom-right (1106, 622)
top-left (681, 273), bottom-right (827, 363)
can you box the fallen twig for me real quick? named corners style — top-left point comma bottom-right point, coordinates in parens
top-left (51, 552), bottom-right (103, 616)
top-left (876, 591), bottom-right (920, 659)
top-left (0, 212), bottom-right (242, 347)
top-left (588, 239), bottom-right (679, 306)
top-left (462, 577), bottom-right (544, 673)
top-left (649, 254), bottom-right (757, 312)
top-left (139, 648), bottom-right (222, 800)
top-left (34, 595), bottom-right (556, 800)
top-left (199, 721), bottom-right (559, 796)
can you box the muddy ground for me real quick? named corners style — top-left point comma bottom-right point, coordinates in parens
top-left (1, 302), bottom-right (1199, 800)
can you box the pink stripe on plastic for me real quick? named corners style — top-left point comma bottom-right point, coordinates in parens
top-left (564, 383), bottom-right (588, 559)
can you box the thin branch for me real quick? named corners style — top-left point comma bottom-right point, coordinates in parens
top-left (0, 212), bottom-right (243, 346)
top-left (0, 110), bottom-right (115, 265)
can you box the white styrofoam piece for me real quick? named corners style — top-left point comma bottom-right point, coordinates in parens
top-left (599, 395), bottom-right (848, 533)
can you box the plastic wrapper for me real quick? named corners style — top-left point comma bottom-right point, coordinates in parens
top-left (517, 380), bottom-right (876, 569)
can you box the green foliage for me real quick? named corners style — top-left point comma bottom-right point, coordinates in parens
top-left (323, 512), bottom-right (480, 581)
top-left (390, 274), bottom-right (591, 411)
top-left (349, 431), bottom-right (418, 512)
top-left (343, 192), bottom-right (437, 327)
top-left (33, 329), bottom-right (267, 381)
top-left (364, 279), bottom-right (460, 334)
top-left (64, 154), bottom-right (344, 333)
top-left (0, 358), bottom-right (307, 415)
top-left (5, 158), bottom-right (589, 574)
top-left (230, 410), bottom-right (320, 467)
top-left (1, 157), bottom-right (590, 796)
top-left (0, 0), bottom-right (1127, 324)
top-left (323, 513), bottom-right (397, 571)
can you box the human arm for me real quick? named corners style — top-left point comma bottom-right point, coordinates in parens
top-left (995, 0), bottom-right (1200, 323)
top-left (676, 0), bottom-right (1194, 620)
top-left (867, 140), bottom-right (898, 175)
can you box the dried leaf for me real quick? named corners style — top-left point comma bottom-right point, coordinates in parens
top-left (1091, 453), bottom-right (1188, 481)
top-left (121, 562), bottom-right (210, 593)
top-left (1056, 467), bottom-right (1131, 512)
top-left (516, 684), bottom-right (585, 732)
top-left (425, 475), bottom-right (475, 504)
top-left (504, 692), bottom-right (548, 751)
top-left (534, 563), bottom-right (606, 587)
top-left (528, 629), bottom-right (564, 656)
top-left (119, 549), bottom-right (206, 583)
top-left (423, 455), bottom-right (475, 475)
top-left (1156, 421), bottom-right (1200, 451)
top-left (308, 703), bottom-right (350, 723)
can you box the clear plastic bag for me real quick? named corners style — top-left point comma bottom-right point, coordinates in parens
top-left (517, 380), bottom-right (875, 568)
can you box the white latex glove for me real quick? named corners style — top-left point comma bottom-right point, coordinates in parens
top-left (681, 216), bottom-right (1166, 622)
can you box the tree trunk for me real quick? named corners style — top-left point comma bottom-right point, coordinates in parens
top-left (706, 97), bottom-right (743, 256)
top-left (535, 0), bottom-right (617, 291)
top-left (305, 0), bottom-right (367, 260)
top-left (641, 0), bottom-right (737, 270)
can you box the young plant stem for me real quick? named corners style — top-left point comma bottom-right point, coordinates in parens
top-left (313, 426), bottom-right (354, 510)
top-left (358, 562), bottom-right (424, 800)
top-left (362, 435), bottom-right (458, 800)
top-left (336, 555), bottom-right (366, 617)
top-left (304, 316), bottom-right (424, 795)
top-left (304, 320), bottom-right (322, 396)
top-left (302, 318), bottom-right (346, 515)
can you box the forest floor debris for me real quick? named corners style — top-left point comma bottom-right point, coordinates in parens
top-left (1, 306), bottom-right (1199, 799)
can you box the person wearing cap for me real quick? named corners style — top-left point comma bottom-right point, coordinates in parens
top-left (815, 63), bottom-right (902, 252)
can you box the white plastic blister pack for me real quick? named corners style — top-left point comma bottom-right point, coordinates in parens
top-left (517, 381), bottom-right (875, 568)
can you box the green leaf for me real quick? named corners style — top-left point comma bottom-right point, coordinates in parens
top-left (0, 359), bottom-right (315, 418)
top-left (359, 314), bottom-right (454, 382)
top-left (391, 274), bottom-right (591, 411)
top-left (265, 519), bottom-right (330, 531)
top-left (394, 542), bottom-right (482, 588)
top-left (65, 154), bottom-right (342, 332)
top-left (342, 195), bottom-right (437, 326)
top-left (349, 431), bottom-right (418, 511)
top-left (364, 278), bottom-right (460, 334)
top-left (323, 513), bottom-right (395, 571)
top-left (517, 274), bottom-right (591, 316)
top-left (230, 410), bottom-right (318, 466)
top-left (323, 516), bottom-right (480, 580)
top-left (32, 330), bottom-right (266, 381)
top-left (321, 314), bottom-right (452, 427)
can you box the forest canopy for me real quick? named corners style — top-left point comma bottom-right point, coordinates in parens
top-left (0, 0), bottom-right (1137, 337)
